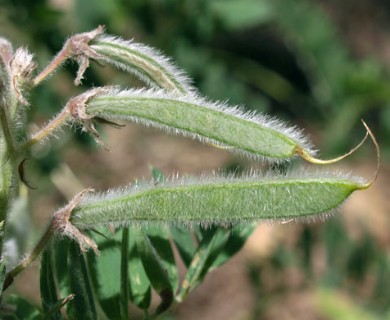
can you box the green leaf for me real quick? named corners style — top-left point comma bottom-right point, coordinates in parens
top-left (177, 227), bottom-right (231, 301)
top-left (120, 227), bottom-right (129, 320)
top-left (128, 227), bottom-right (151, 310)
top-left (2, 295), bottom-right (43, 320)
top-left (87, 230), bottom-right (121, 319)
top-left (71, 171), bottom-right (368, 228)
top-left (169, 226), bottom-right (196, 268)
top-left (44, 295), bottom-right (74, 320)
top-left (67, 241), bottom-right (97, 320)
top-left (210, 0), bottom-right (274, 30)
top-left (151, 167), bottom-right (165, 184)
top-left (145, 226), bottom-right (178, 292)
top-left (135, 228), bottom-right (174, 315)
top-left (40, 243), bottom-right (60, 320)
top-left (53, 238), bottom-right (71, 299)
top-left (211, 224), bottom-right (255, 268)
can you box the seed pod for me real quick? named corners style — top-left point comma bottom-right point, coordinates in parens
top-left (90, 35), bottom-right (195, 94)
top-left (70, 170), bottom-right (370, 229)
top-left (84, 88), bottom-right (317, 162)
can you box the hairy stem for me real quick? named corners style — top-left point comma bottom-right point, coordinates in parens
top-left (33, 26), bottom-right (104, 86)
top-left (3, 188), bottom-right (95, 291)
top-left (33, 49), bottom-right (69, 86)
top-left (21, 108), bottom-right (71, 150)
top-left (7, 224), bottom-right (54, 282)
top-left (0, 102), bottom-right (16, 156)
top-left (0, 145), bottom-right (12, 259)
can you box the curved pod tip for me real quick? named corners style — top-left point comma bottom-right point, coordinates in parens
top-left (297, 125), bottom-right (369, 165)
top-left (359, 120), bottom-right (380, 189)
top-left (298, 120), bottom-right (379, 189)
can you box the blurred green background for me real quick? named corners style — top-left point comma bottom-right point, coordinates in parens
top-left (1, 0), bottom-right (390, 319)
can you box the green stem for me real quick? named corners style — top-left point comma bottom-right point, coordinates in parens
top-left (0, 160), bottom-right (12, 260)
top-left (0, 103), bottom-right (16, 259)
top-left (3, 223), bottom-right (54, 290)
top-left (0, 103), bottom-right (16, 156)
top-left (0, 146), bottom-right (12, 224)
top-left (20, 108), bottom-right (71, 150)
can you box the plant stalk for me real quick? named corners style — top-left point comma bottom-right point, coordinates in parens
top-left (21, 108), bottom-right (70, 150)
top-left (3, 224), bottom-right (54, 290)
top-left (33, 48), bottom-right (71, 86)
top-left (0, 102), bottom-right (16, 157)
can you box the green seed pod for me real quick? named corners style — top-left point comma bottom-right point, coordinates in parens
top-left (70, 170), bottom-right (370, 229)
top-left (85, 88), bottom-right (318, 162)
top-left (90, 35), bottom-right (195, 94)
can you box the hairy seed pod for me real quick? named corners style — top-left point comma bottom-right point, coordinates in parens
top-left (70, 171), bottom-right (369, 229)
top-left (90, 35), bottom-right (195, 94)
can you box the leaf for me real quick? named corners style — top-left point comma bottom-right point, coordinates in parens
top-left (87, 229), bottom-right (121, 319)
top-left (151, 167), bottom-right (165, 184)
top-left (210, 0), bottom-right (274, 30)
top-left (40, 242), bottom-right (60, 320)
top-left (67, 241), bottom-right (97, 320)
top-left (44, 295), bottom-right (74, 320)
top-left (128, 227), bottom-right (151, 311)
top-left (211, 224), bottom-right (256, 268)
top-left (53, 238), bottom-right (71, 299)
top-left (177, 227), bottom-right (231, 302)
top-left (1, 295), bottom-right (43, 320)
top-left (134, 228), bottom-right (174, 315)
top-left (169, 226), bottom-right (196, 268)
top-left (71, 171), bottom-right (369, 228)
top-left (145, 226), bottom-right (178, 292)
top-left (120, 227), bottom-right (129, 320)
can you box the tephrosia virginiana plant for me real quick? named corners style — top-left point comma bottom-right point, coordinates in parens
top-left (0, 26), bottom-right (379, 319)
